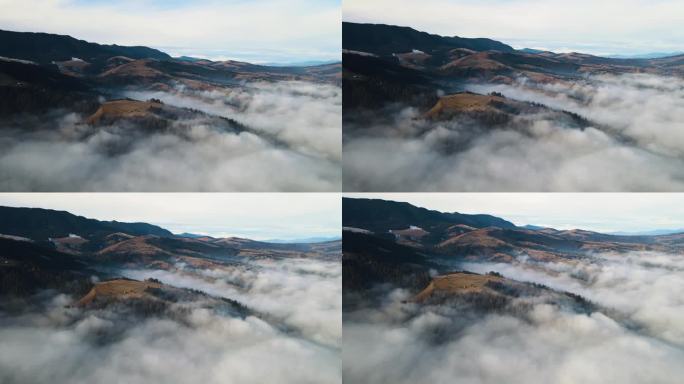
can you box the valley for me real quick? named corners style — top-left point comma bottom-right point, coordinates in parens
top-left (342, 22), bottom-right (684, 191)
top-left (0, 29), bottom-right (342, 191)
top-left (0, 205), bottom-right (342, 384)
top-left (342, 197), bottom-right (684, 383)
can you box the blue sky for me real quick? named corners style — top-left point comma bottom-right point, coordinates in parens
top-left (4, 192), bottom-right (684, 237)
top-left (0, 0), bottom-right (341, 63)
top-left (344, 0), bottom-right (684, 56)
top-left (0, 193), bottom-right (341, 240)
top-left (347, 193), bottom-right (684, 233)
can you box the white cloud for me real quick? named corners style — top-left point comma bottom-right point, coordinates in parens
top-left (0, 81), bottom-right (342, 194)
top-left (345, 192), bottom-right (684, 233)
top-left (123, 257), bottom-right (342, 347)
top-left (0, 0), bottom-right (341, 62)
top-left (344, 251), bottom-right (684, 384)
top-left (0, 193), bottom-right (341, 240)
top-left (344, 73), bottom-right (684, 195)
top-left (0, 257), bottom-right (341, 384)
top-left (343, 0), bottom-right (684, 55)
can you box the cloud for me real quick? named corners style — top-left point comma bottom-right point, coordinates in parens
top-left (460, 251), bottom-right (684, 345)
top-left (125, 81), bottom-right (342, 163)
top-left (122, 257), bottom-right (342, 347)
top-left (0, 0), bottom-right (341, 62)
top-left (0, 81), bottom-right (341, 191)
top-left (344, 250), bottom-right (684, 383)
top-left (0, 257), bottom-right (341, 384)
top-left (343, 73), bottom-right (684, 191)
top-left (0, 193), bottom-right (341, 240)
top-left (342, 193), bottom-right (684, 233)
top-left (343, 0), bottom-right (684, 55)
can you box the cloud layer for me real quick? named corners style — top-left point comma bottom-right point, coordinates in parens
top-left (344, 73), bottom-right (684, 191)
top-left (0, 193), bottom-right (341, 240)
top-left (0, 81), bottom-right (341, 191)
top-left (0, 0), bottom-right (341, 62)
top-left (0, 257), bottom-right (341, 384)
top-left (344, 250), bottom-right (684, 384)
top-left (344, 0), bottom-right (684, 55)
top-left (343, 193), bottom-right (684, 233)
top-left (123, 257), bottom-right (342, 347)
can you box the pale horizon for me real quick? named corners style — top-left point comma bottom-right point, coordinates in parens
top-left (344, 0), bottom-right (684, 57)
top-left (0, 0), bottom-right (341, 63)
top-left (345, 193), bottom-right (684, 233)
top-left (0, 193), bottom-right (341, 241)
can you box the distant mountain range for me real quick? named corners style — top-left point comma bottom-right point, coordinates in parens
top-left (607, 52), bottom-right (684, 59)
top-left (0, 205), bottom-right (341, 298)
top-left (177, 233), bottom-right (342, 244)
top-left (176, 56), bottom-right (341, 68)
top-left (343, 22), bottom-right (514, 57)
top-left (342, 21), bottom-right (684, 111)
top-left (343, 197), bottom-right (684, 314)
top-left (343, 198), bottom-right (684, 287)
top-left (0, 29), bottom-right (171, 65)
top-left (523, 224), bottom-right (684, 236)
top-left (260, 59), bottom-right (341, 67)
top-left (0, 28), bottom-right (340, 116)
top-left (262, 236), bottom-right (342, 244)
top-left (608, 228), bottom-right (684, 236)
top-left (519, 48), bottom-right (684, 60)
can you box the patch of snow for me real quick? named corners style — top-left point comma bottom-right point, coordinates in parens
top-left (412, 49), bottom-right (425, 54)
top-left (342, 49), bottom-right (378, 57)
top-left (0, 233), bottom-right (33, 242)
top-left (343, 226), bottom-right (372, 234)
top-left (0, 56), bottom-right (36, 65)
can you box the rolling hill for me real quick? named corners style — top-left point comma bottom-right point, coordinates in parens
top-left (0, 205), bottom-right (341, 301)
top-left (0, 29), bottom-right (171, 65)
top-left (343, 22), bottom-right (514, 57)
top-left (0, 206), bottom-right (172, 241)
top-left (342, 21), bottom-right (684, 112)
top-left (342, 198), bottom-right (684, 295)
top-left (0, 28), bottom-right (341, 118)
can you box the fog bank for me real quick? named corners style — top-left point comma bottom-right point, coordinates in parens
top-left (344, 73), bottom-right (684, 191)
top-left (0, 257), bottom-right (341, 383)
top-left (0, 81), bottom-right (341, 191)
top-left (344, 251), bottom-right (684, 383)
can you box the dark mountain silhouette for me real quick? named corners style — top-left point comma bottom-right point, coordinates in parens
top-left (0, 238), bottom-right (92, 296)
top-left (0, 205), bottom-right (341, 299)
top-left (342, 22), bottom-right (684, 113)
top-left (342, 198), bottom-right (684, 265)
top-left (343, 197), bottom-right (516, 234)
top-left (0, 206), bottom-right (172, 241)
top-left (0, 29), bottom-right (339, 119)
top-left (342, 198), bottom-right (684, 324)
top-left (343, 231), bottom-right (432, 295)
top-left (0, 59), bottom-right (97, 115)
top-left (0, 59), bottom-right (88, 90)
top-left (342, 53), bottom-right (436, 109)
top-left (0, 29), bottom-right (171, 64)
top-left (343, 22), bottom-right (514, 56)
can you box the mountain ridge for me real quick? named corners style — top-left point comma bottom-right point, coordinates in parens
top-left (343, 22), bottom-right (515, 56)
top-left (342, 198), bottom-right (684, 264)
top-left (0, 206), bottom-right (172, 241)
top-left (0, 29), bottom-right (171, 65)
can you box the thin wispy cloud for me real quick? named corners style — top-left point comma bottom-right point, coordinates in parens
top-left (0, 193), bottom-right (342, 240)
top-left (345, 193), bottom-right (684, 233)
top-left (344, 0), bottom-right (684, 56)
top-left (0, 0), bottom-right (341, 62)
